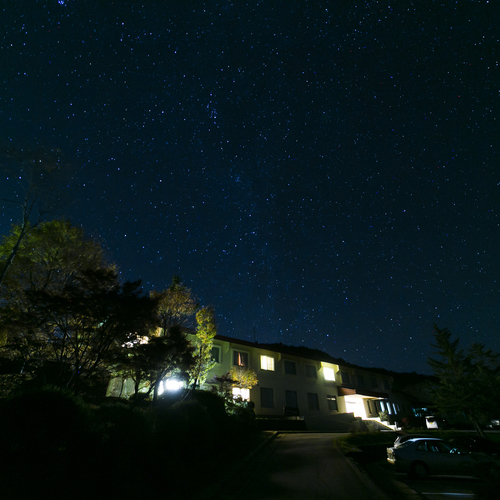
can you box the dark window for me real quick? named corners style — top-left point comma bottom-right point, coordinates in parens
top-left (356, 374), bottom-right (365, 387)
top-left (211, 346), bottom-right (220, 363)
top-left (284, 360), bottom-right (297, 375)
top-left (327, 395), bottom-right (338, 411)
top-left (340, 371), bottom-right (351, 384)
top-left (305, 364), bottom-right (317, 378)
top-left (285, 390), bottom-right (298, 409)
top-left (382, 379), bottom-right (390, 390)
top-left (233, 351), bottom-right (249, 367)
top-left (307, 392), bottom-right (320, 411)
top-left (370, 376), bottom-right (378, 388)
top-left (260, 387), bottom-right (274, 408)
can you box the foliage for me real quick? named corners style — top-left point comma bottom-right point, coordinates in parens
top-left (0, 145), bottom-right (71, 287)
top-left (209, 367), bottom-right (258, 417)
top-left (334, 431), bottom-right (399, 453)
top-left (229, 365), bottom-right (259, 389)
top-left (0, 386), bottom-right (90, 453)
top-left (0, 220), bottom-right (158, 394)
top-left (427, 325), bottom-right (500, 437)
top-left (188, 306), bottom-right (217, 389)
top-left (8, 269), bottom-right (158, 393)
top-left (0, 219), bottom-right (109, 302)
top-left (150, 275), bottom-right (198, 334)
top-left (119, 325), bottom-right (195, 403)
top-left (379, 410), bottom-right (389, 422)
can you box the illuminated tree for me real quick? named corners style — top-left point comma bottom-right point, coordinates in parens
top-left (229, 365), bottom-right (258, 390)
top-left (150, 275), bottom-right (198, 335)
top-left (188, 306), bottom-right (217, 390)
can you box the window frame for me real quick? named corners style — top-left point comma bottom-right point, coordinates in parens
top-left (284, 359), bottom-right (297, 375)
top-left (260, 355), bottom-right (275, 371)
top-left (233, 350), bottom-right (249, 367)
top-left (260, 387), bottom-right (274, 408)
top-left (305, 364), bottom-right (317, 379)
top-left (327, 395), bottom-right (338, 411)
top-left (211, 345), bottom-right (221, 364)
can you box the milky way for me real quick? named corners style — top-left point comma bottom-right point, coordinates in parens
top-left (1, 1), bottom-right (499, 373)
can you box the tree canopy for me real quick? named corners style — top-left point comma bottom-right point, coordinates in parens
top-left (428, 325), bottom-right (500, 436)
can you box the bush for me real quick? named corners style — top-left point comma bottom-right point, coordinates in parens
top-left (0, 386), bottom-right (90, 454)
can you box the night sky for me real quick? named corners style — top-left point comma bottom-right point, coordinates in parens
top-left (1, 1), bottom-right (499, 374)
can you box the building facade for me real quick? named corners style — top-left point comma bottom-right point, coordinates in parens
top-left (206, 335), bottom-right (412, 430)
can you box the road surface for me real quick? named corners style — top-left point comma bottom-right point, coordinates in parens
top-left (215, 432), bottom-right (388, 500)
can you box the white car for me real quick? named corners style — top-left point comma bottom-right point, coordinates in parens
top-left (387, 437), bottom-right (499, 479)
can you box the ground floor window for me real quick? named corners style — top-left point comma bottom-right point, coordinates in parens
top-left (260, 387), bottom-right (274, 408)
top-left (327, 395), bottom-right (338, 411)
top-left (232, 387), bottom-right (250, 401)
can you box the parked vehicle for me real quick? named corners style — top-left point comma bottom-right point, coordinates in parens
top-left (393, 434), bottom-right (432, 448)
top-left (387, 437), bottom-right (500, 479)
top-left (486, 419), bottom-right (500, 429)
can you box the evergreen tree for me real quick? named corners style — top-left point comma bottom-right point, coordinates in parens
top-left (428, 325), bottom-right (500, 437)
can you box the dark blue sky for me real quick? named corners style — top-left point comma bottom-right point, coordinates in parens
top-left (1, 1), bottom-right (499, 374)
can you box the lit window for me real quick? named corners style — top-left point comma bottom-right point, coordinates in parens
top-left (232, 387), bottom-right (250, 401)
top-left (323, 367), bottom-right (335, 381)
top-left (233, 351), bottom-right (249, 367)
top-left (260, 355), bottom-right (275, 371)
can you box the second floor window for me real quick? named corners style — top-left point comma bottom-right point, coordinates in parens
top-left (211, 346), bottom-right (221, 363)
top-left (233, 351), bottom-right (249, 367)
top-left (260, 355), bottom-right (275, 371)
top-left (323, 367), bottom-right (335, 381)
top-left (284, 360), bottom-right (297, 375)
top-left (340, 371), bottom-right (351, 385)
top-left (305, 364), bottom-right (317, 378)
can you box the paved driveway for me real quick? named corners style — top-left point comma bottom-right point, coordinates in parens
top-left (214, 432), bottom-right (388, 500)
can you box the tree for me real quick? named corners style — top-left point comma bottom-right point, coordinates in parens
top-left (150, 275), bottom-right (198, 334)
top-left (0, 220), bottom-right (158, 394)
top-left (229, 365), bottom-right (258, 391)
top-left (427, 325), bottom-right (500, 437)
top-left (0, 220), bottom-right (111, 378)
top-left (119, 325), bottom-right (194, 403)
top-left (0, 146), bottom-right (70, 287)
top-left (209, 367), bottom-right (258, 415)
top-left (7, 268), bottom-right (158, 393)
top-left (0, 219), bottom-right (108, 300)
top-left (188, 307), bottom-right (217, 390)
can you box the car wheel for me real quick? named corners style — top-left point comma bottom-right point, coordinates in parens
top-left (410, 461), bottom-right (429, 479)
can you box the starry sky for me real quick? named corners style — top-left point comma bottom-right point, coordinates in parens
top-left (1, 1), bottom-right (499, 374)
